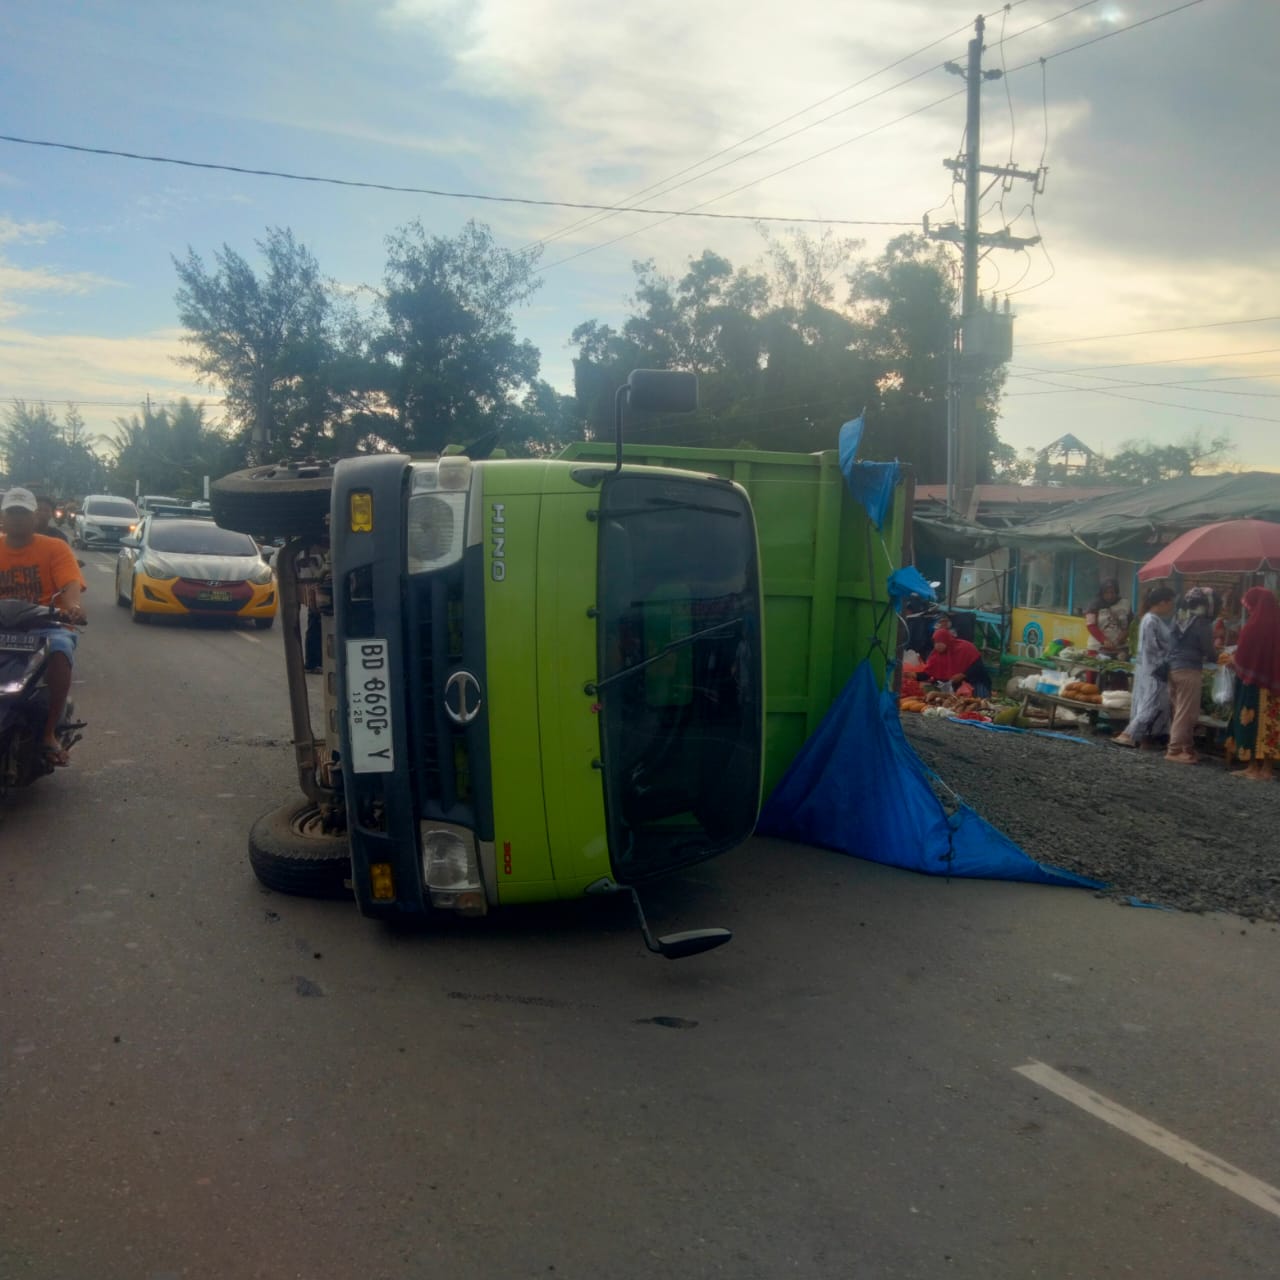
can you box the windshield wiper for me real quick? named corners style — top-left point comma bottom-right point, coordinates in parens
top-left (591, 616), bottom-right (746, 694)
top-left (596, 499), bottom-right (741, 520)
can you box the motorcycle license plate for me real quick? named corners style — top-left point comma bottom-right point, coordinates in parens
top-left (0, 631), bottom-right (39, 652)
top-left (197, 590), bottom-right (233, 602)
top-left (346, 638), bottom-right (395, 773)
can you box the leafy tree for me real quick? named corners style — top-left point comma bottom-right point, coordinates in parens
top-left (1, 401), bottom-right (66, 487)
top-left (174, 228), bottom-right (377, 457)
top-left (372, 219), bottom-right (543, 454)
top-left (501, 380), bottom-right (585, 457)
top-left (1097, 431), bottom-right (1234, 485)
top-left (0, 401), bottom-right (106, 495)
top-left (568, 231), bottom-right (989, 474)
top-left (108, 398), bottom-right (227, 497)
top-left (990, 442), bottom-right (1037, 484)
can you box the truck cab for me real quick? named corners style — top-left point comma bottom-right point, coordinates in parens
top-left (331, 453), bottom-right (763, 919)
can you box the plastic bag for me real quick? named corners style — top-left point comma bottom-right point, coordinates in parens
top-left (1212, 663), bottom-right (1235, 707)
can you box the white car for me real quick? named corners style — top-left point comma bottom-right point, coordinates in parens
top-left (73, 494), bottom-right (140, 550)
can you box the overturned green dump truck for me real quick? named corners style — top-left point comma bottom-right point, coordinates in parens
top-left (212, 377), bottom-right (909, 955)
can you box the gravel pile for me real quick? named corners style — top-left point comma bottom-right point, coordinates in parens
top-left (903, 716), bottom-right (1280, 923)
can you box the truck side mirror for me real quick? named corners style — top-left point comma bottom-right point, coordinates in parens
top-left (624, 369), bottom-right (698, 415)
top-left (613, 369), bottom-right (699, 472)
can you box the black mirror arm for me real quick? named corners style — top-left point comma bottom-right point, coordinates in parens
top-left (614, 383), bottom-right (629, 474)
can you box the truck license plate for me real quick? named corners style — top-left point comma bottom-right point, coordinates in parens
top-left (346, 638), bottom-right (395, 773)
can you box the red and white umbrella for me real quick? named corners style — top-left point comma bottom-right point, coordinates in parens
top-left (1137, 518), bottom-right (1280, 581)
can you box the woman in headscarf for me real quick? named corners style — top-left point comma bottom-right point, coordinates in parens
top-left (1113, 585), bottom-right (1175, 749)
top-left (1165, 586), bottom-right (1217, 764)
top-left (1224, 587), bottom-right (1280, 781)
top-left (922, 626), bottom-right (990, 697)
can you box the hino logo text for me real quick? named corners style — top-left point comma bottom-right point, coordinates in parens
top-left (491, 503), bottom-right (506, 581)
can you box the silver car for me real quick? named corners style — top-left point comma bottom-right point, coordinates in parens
top-left (74, 494), bottom-right (140, 550)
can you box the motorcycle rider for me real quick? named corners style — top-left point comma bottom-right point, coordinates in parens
top-left (0, 487), bottom-right (87, 767)
top-left (34, 493), bottom-right (71, 544)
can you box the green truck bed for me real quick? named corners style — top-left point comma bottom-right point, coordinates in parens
top-left (559, 444), bottom-right (911, 797)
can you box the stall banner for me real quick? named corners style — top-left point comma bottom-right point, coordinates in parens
top-left (1010, 607), bottom-right (1090, 659)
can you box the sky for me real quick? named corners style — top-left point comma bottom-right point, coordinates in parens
top-left (1, 0), bottom-right (1277, 473)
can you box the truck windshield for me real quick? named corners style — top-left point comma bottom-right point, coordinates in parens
top-left (596, 474), bottom-right (763, 881)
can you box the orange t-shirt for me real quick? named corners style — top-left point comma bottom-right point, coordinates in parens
top-left (0, 533), bottom-right (86, 606)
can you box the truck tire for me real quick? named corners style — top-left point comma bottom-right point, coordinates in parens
top-left (211, 461), bottom-right (335, 539)
top-left (248, 801), bottom-right (352, 899)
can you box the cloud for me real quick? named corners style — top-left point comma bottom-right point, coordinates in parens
top-left (0, 325), bottom-right (222, 445)
top-left (377, 0), bottom-right (963, 228)
top-left (0, 217), bottom-right (62, 245)
top-left (0, 215), bottom-right (117, 319)
top-left (0, 263), bottom-right (118, 321)
top-left (997, 0), bottom-right (1277, 265)
top-left (245, 111), bottom-right (482, 161)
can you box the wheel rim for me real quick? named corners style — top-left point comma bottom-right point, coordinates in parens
top-left (291, 807), bottom-right (343, 842)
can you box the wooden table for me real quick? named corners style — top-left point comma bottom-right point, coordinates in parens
top-left (1018, 689), bottom-right (1129, 731)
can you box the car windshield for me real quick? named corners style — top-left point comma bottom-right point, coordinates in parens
top-left (87, 499), bottom-right (138, 519)
top-left (148, 522), bottom-right (259, 556)
top-left (596, 473), bottom-right (762, 881)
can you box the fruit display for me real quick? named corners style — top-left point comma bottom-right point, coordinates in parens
top-left (898, 688), bottom-right (996, 721)
top-left (1061, 681), bottom-right (1104, 704)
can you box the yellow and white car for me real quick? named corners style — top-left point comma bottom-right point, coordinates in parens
top-left (115, 516), bottom-right (277, 627)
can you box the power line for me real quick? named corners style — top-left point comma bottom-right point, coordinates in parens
top-left (527, 0), bottom-right (1046, 255)
top-left (538, 1), bottom-right (1110, 272)
top-left (524, 17), bottom-right (982, 254)
top-left (0, 132), bottom-right (913, 228)
top-left (1020, 315), bottom-right (1280, 349)
top-left (1005, 370), bottom-right (1280, 397)
top-left (1005, 0), bottom-right (1208, 75)
top-left (0, 396), bottom-right (228, 410)
top-left (537, 87), bottom-right (966, 273)
top-left (1009, 344), bottom-right (1280, 375)
top-left (531, 72), bottom-right (961, 261)
top-left (1007, 372), bottom-right (1280, 423)
top-left (1003, 58), bottom-right (1055, 297)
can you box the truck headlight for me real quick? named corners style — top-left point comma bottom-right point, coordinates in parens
top-left (421, 823), bottom-right (486, 914)
top-left (406, 492), bottom-right (466, 574)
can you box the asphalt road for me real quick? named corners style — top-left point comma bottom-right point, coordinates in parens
top-left (2, 549), bottom-right (1278, 1280)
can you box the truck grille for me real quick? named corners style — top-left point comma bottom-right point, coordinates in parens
top-left (408, 569), bottom-right (472, 818)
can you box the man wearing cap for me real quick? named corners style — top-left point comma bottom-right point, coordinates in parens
top-left (0, 487), bottom-right (87, 766)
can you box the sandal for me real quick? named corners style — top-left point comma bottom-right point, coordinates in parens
top-left (41, 744), bottom-right (71, 768)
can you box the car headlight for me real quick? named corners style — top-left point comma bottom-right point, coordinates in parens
top-left (246, 563), bottom-right (275, 585)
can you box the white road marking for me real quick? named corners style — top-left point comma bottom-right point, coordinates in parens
top-left (1015, 1060), bottom-right (1280, 1221)
top-left (94, 562), bottom-right (113, 575)
top-left (234, 631), bottom-right (261, 645)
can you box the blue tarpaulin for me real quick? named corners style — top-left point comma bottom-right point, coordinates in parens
top-left (758, 660), bottom-right (1101, 889)
top-left (887, 566), bottom-right (937, 602)
top-left (838, 415), bottom-right (901, 533)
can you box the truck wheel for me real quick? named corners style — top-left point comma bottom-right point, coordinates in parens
top-left (211, 460), bottom-right (335, 539)
top-left (248, 801), bottom-right (352, 899)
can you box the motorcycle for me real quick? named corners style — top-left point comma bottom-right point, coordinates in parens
top-left (0, 599), bottom-right (86, 795)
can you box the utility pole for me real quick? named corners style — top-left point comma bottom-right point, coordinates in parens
top-left (924, 15), bottom-right (1045, 538)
